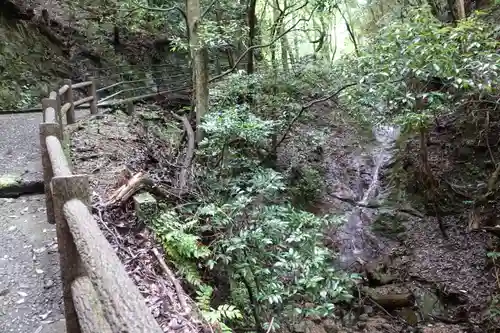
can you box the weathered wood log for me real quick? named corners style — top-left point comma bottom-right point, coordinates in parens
top-left (63, 199), bottom-right (164, 333)
top-left (71, 276), bottom-right (113, 333)
top-left (171, 112), bottom-right (194, 191)
top-left (72, 81), bottom-right (93, 89)
top-left (46, 136), bottom-right (71, 177)
top-left (105, 172), bottom-right (145, 206)
top-left (51, 175), bottom-right (90, 333)
top-left (89, 77), bottom-right (98, 114)
top-left (63, 79), bottom-right (75, 124)
top-left (39, 122), bottom-right (60, 225)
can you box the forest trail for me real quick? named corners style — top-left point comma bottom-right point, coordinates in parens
top-left (0, 112), bottom-right (65, 332)
top-left (0, 111), bottom-right (97, 333)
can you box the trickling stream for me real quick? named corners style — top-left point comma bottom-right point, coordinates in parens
top-left (335, 125), bottom-right (400, 269)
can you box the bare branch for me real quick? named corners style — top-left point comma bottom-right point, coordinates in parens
top-left (132, 1), bottom-right (179, 12)
top-left (273, 82), bottom-right (358, 150)
top-left (201, 0), bottom-right (218, 19)
top-left (209, 7), bottom-right (317, 82)
top-left (132, 1), bottom-right (189, 40)
top-left (270, 0), bottom-right (309, 38)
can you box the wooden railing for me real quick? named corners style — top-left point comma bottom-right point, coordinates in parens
top-left (39, 80), bottom-right (164, 333)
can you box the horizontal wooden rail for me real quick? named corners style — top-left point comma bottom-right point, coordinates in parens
top-left (95, 75), bottom-right (182, 94)
top-left (73, 95), bottom-right (95, 107)
top-left (72, 276), bottom-right (113, 333)
top-left (59, 85), bottom-right (70, 95)
top-left (46, 135), bottom-right (71, 177)
top-left (94, 86), bottom-right (191, 107)
top-left (64, 199), bottom-right (163, 333)
top-left (72, 81), bottom-right (93, 89)
top-left (94, 60), bottom-right (248, 72)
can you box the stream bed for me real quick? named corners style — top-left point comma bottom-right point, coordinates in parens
top-left (333, 125), bottom-right (400, 269)
top-left (314, 119), bottom-right (495, 333)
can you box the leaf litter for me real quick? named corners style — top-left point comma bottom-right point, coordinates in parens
top-left (68, 110), bottom-right (205, 332)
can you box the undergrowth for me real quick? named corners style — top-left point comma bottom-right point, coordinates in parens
top-left (147, 5), bottom-right (500, 331)
top-left (0, 16), bottom-right (69, 109)
top-left (147, 67), bottom-right (358, 332)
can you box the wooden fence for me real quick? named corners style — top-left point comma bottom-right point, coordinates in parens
top-left (39, 78), bottom-right (164, 333)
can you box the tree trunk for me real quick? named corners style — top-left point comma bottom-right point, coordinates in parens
top-left (215, 8), bottom-right (223, 74)
top-left (293, 34), bottom-right (300, 62)
top-left (270, 1), bottom-right (279, 71)
top-left (187, 0), bottom-right (209, 143)
top-left (455, 0), bottom-right (466, 19)
top-left (337, 5), bottom-right (359, 56)
top-left (279, 0), bottom-right (289, 71)
top-left (331, 14), bottom-right (337, 61)
top-left (247, 0), bottom-right (258, 74)
top-left (281, 34), bottom-right (289, 71)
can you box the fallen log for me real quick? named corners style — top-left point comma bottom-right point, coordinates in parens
top-left (362, 286), bottom-right (414, 310)
top-left (105, 172), bottom-right (145, 206)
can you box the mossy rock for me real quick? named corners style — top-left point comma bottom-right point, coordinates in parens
top-left (0, 174), bottom-right (21, 189)
top-left (0, 174), bottom-right (43, 197)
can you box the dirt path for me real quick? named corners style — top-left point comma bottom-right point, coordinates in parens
top-left (0, 196), bottom-right (65, 333)
top-left (0, 113), bottom-right (65, 333)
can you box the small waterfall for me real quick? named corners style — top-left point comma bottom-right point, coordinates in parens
top-left (335, 124), bottom-right (400, 268)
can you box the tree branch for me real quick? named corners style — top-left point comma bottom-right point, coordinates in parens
top-left (201, 0), bottom-right (218, 19)
top-left (131, 2), bottom-right (189, 40)
top-left (270, 0), bottom-right (309, 38)
top-left (273, 82), bottom-right (358, 150)
top-left (132, 1), bottom-right (179, 12)
top-left (209, 7), bottom-right (316, 83)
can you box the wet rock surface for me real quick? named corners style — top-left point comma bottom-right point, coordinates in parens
top-left (303, 110), bottom-right (495, 332)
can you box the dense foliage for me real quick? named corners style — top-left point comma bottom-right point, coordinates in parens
top-left (3, 0), bottom-right (500, 331)
top-left (150, 68), bottom-right (358, 331)
top-left (143, 2), bottom-right (500, 331)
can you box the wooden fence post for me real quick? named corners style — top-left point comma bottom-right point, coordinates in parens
top-left (39, 122), bottom-right (61, 225)
top-left (51, 174), bottom-right (90, 333)
top-left (126, 101), bottom-right (135, 115)
top-left (42, 98), bottom-right (58, 123)
top-left (64, 79), bottom-right (75, 124)
top-left (88, 77), bottom-right (98, 115)
top-left (52, 93), bottom-right (64, 137)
